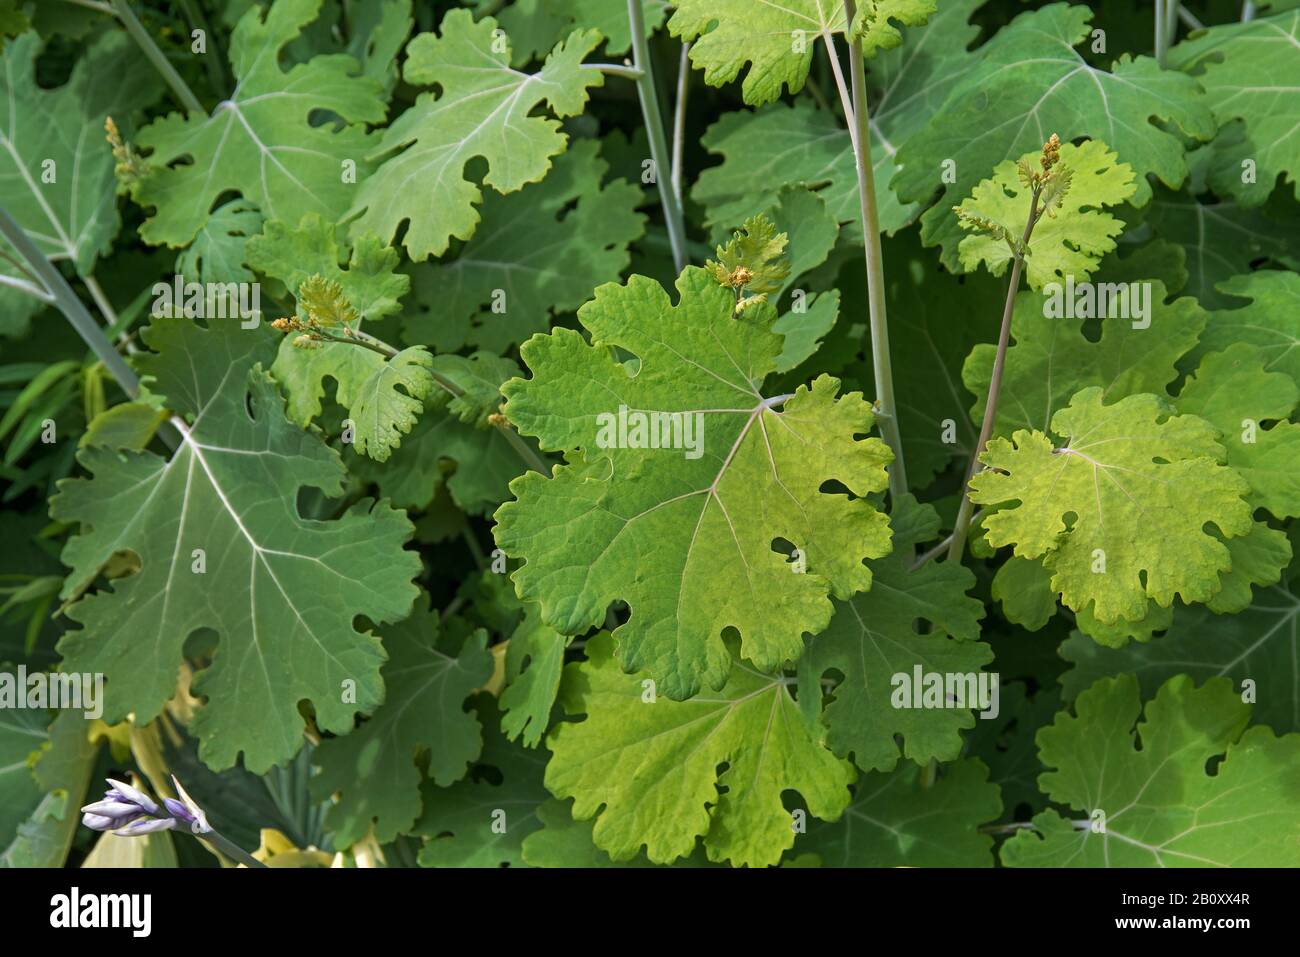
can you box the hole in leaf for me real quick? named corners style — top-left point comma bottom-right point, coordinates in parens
top-left (818, 478), bottom-right (852, 497)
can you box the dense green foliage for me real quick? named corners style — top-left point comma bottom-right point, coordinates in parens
top-left (1, 0), bottom-right (1298, 869)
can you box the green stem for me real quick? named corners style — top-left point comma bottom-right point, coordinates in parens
top-left (111, 0), bottom-right (205, 114)
top-left (0, 206), bottom-right (139, 397)
top-left (911, 509), bottom-right (982, 570)
top-left (306, 325), bottom-right (394, 357)
top-left (1155, 0), bottom-right (1169, 66)
top-left (82, 275), bottom-right (135, 350)
top-left (583, 63), bottom-right (645, 80)
top-left (671, 42), bottom-right (691, 204)
top-left (424, 371), bottom-right (550, 476)
top-left (497, 426), bottom-right (551, 476)
top-left (626, 0), bottom-right (688, 274)
top-left (199, 828), bottom-right (268, 869)
top-left (947, 187), bottom-right (1043, 563)
top-left (837, 3), bottom-right (908, 500)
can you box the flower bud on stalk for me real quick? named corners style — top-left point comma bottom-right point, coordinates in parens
top-left (80, 774), bottom-right (266, 867)
top-left (81, 775), bottom-right (210, 836)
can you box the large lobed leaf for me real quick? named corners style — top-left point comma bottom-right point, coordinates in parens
top-left (544, 632), bottom-right (853, 867)
top-left (52, 317), bottom-right (421, 772)
top-left (971, 389), bottom-right (1253, 625)
top-left (806, 497), bottom-right (992, 772)
top-left (311, 598), bottom-right (493, 848)
top-left (495, 267), bottom-right (894, 701)
top-left (134, 0), bottom-right (386, 247)
top-left (669, 0), bottom-right (934, 106)
top-left (0, 30), bottom-right (157, 334)
top-left (1003, 674), bottom-right (1300, 866)
top-left (1170, 9), bottom-right (1300, 206)
top-left (404, 139), bottom-right (645, 353)
top-left (349, 9), bottom-right (604, 260)
top-left (894, 3), bottom-right (1214, 268)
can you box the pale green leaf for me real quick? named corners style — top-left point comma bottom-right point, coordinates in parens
top-left (350, 346), bottom-right (436, 462)
top-left (403, 139), bottom-right (644, 352)
top-left (971, 389), bottom-right (1253, 625)
top-left (349, 9), bottom-right (604, 260)
top-left (669, 0), bottom-right (934, 106)
top-left (706, 211), bottom-right (791, 299)
top-left (954, 140), bottom-right (1135, 289)
top-left (496, 268), bottom-right (893, 700)
top-left (1178, 342), bottom-right (1300, 519)
top-left (544, 632), bottom-right (853, 867)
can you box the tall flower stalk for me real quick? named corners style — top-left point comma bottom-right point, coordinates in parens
top-left (946, 135), bottom-right (1068, 563)
top-left (627, 0), bottom-right (688, 273)
top-left (824, 1), bottom-right (908, 501)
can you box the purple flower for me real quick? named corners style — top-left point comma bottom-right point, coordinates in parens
top-left (105, 777), bottom-right (160, 816)
top-left (81, 776), bottom-right (211, 836)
